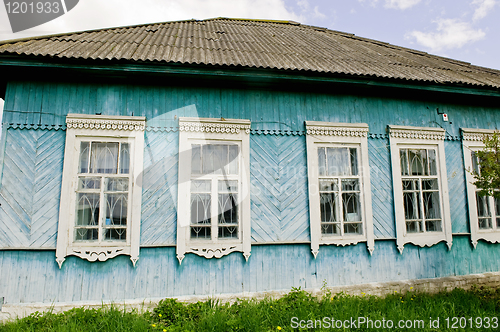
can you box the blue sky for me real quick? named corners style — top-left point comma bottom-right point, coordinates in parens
top-left (0, 0), bottom-right (499, 117)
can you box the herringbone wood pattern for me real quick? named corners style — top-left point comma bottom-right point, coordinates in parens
top-left (250, 135), bottom-right (310, 242)
top-left (0, 129), bottom-right (64, 248)
top-left (140, 131), bottom-right (178, 245)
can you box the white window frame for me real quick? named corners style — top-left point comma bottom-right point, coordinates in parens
top-left (462, 128), bottom-right (500, 248)
top-left (56, 114), bottom-right (145, 268)
top-left (176, 117), bottom-right (251, 264)
top-left (306, 121), bottom-right (374, 258)
top-left (389, 125), bottom-right (452, 254)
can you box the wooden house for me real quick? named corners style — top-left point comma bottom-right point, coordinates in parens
top-left (1, 18), bottom-right (500, 313)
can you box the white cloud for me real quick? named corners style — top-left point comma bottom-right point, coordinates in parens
top-left (472, 0), bottom-right (497, 21)
top-left (296, 0), bottom-right (310, 11)
top-left (357, 0), bottom-right (380, 7)
top-left (384, 0), bottom-right (421, 10)
top-left (358, 0), bottom-right (420, 9)
top-left (0, 0), bottom-right (301, 42)
top-left (313, 6), bottom-right (326, 19)
top-left (407, 18), bottom-right (485, 52)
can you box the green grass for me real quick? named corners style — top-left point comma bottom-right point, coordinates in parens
top-left (1, 285), bottom-right (499, 331)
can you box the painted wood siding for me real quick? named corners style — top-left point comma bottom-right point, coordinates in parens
top-left (250, 134), bottom-right (310, 242)
top-left (0, 129), bottom-right (64, 248)
top-left (368, 138), bottom-right (396, 239)
top-left (445, 140), bottom-right (469, 234)
top-left (4, 81), bottom-right (500, 136)
top-left (1, 79), bottom-right (499, 305)
top-left (0, 80), bottom-right (491, 248)
top-left (140, 131), bottom-right (178, 245)
top-left (1, 237), bottom-right (500, 304)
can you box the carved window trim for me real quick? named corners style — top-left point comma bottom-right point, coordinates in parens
top-left (176, 117), bottom-right (251, 264)
top-left (389, 125), bottom-right (452, 254)
top-left (306, 121), bottom-right (374, 258)
top-left (462, 128), bottom-right (500, 248)
top-left (56, 114), bottom-right (145, 268)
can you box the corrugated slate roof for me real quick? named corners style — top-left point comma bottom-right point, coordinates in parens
top-left (1, 17), bottom-right (499, 89)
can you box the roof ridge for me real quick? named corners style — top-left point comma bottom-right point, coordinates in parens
top-left (0, 17), bottom-right (303, 46)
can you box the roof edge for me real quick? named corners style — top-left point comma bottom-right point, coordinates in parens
top-left (1, 56), bottom-right (499, 98)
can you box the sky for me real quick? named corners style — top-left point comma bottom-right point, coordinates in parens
top-left (0, 0), bottom-right (499, 121)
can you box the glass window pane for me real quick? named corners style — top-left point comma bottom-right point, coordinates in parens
top-left (327, 147), bottom-right (350, 176)
top-left (422, 179), bottom-right (439, 190)
top-left (322, 223), bottom-right (340, 235)
top-left (341, 179), bottom-right (359, 191)
top-left (400, 149), bottom-right (408, 176)
top-left (74, 228), bottom-right (98, 241)
top-left (320, 193), bottom-right (337, 222)
top-left (227, 145), bottom-right (239, 175)
top-left (350, 148), bottom-right (358, 176)
top-left (403, 192), bottom-right (421, 220)
top-left (342, 192), bottom-right (361, 222)
top-left (318, 147), bottom-right (326, 176)
top-left (90, 142), bottom-right (119, 174)
top-left (428, 149), bottom-right (437, 175)
top-left (406, 220), bottom-right (422, 233)
top-left (105, 193), bottom-right (128, 226)
top-left (408, 149), bottom-right (427, 176)
top-left (107, 178), bottom-right (129, 192)
top-left (423, 191), bottom-right (441, 220)
top-left (472, 151), bottom-right (480, 174)
top-left (219, 180), bottom-right (238, 193)
top-left (425, 220), bottom-right (442, 232)
top-left (479, 218), bottom-right (492, 229)
top-left (191, 193), bottom-right (211, 225)
top-left (218, 226), bottom-right (238, 239)
top-left (79, 142), bottom-right (90, 174)
top-left (191, 226), bottom-right (211, 239)
top-left (119, 143), bottom-right (130, 174)
top-left (218, 193), bottom-right (238, 225)
top-left (191, 144), bottom-right (201, 174)
top-left (212, 145), bottom-right (227, 175)
top-left (476, 193), bottom-right (491, 218)
top-left (78, 177), bottom-right (101, 190)
top-left (402, 179), bottom-right (419, 191)
top-left (191, 180), bottom-right (211, 193)
top-left (319, 179), bottom-right (338, 192)
top-left (202, 145), bottom-right (214, 174)
top-left (104, 228), bottom-right (127, 241)
top-left (76, 193), bottom-right (100, 226)
top-left (344, 223), bottom-right (362, 234)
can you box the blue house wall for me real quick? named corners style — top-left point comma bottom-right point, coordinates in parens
top-left (0, 79), bottom-right (498, 304)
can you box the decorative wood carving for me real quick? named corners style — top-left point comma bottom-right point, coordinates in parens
top-left (179, 121), bottom-right (250, 134)
top-left (306, 126), bottom-right (368, 137)
top-left (66, 117), bottom-right (145, 131)
top-left (389, 126), bottom-right (445, 140)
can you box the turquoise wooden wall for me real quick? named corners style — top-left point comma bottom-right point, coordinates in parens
top-left (250, 134), bottom-right (310, 242)
top-left (0, 129), bottom-right (64, 248)
top-left (3, 81), bottom-right (500, 136)
top-left (0, 238), bottom-right (499, 304)
top-left (1, 79), bottom-right (500, 304)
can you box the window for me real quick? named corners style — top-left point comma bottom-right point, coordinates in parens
top-left (176, 117), bottom-right (251, 264)
top-left (56, 114), bottom-right (145, 268)
top-left (400, 148), bottom-right (442, 233)
top-left (462, 128), bottom-right (500, 247)
top-left (306, 121), bottom-right (374, 257)
top-left (389, 125), bottom-right (452, 253)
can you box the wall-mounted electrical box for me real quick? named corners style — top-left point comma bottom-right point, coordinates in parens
top-left (443, 113), bottom-right (448, 122)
